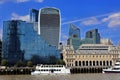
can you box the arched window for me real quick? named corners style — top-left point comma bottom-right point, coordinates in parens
top-left (82, 61), bottom-right (85, 66)
top-left (86, 61), bottom-right (88, 66)
top-left (103, 61), bottom-right (105, 66)
top-left (93, 61), bottom-right (95, 66)
top-left (89, 61), bottom-right (92, 66)
top-left (100, 61), bottom-right (102, 66)
top-left (110, 61), bottom-right (112, 66)
top-left (106, 61), bottom-right (109, 66)
top-left (75, 61), bottom-right (78, 66)
top-left (96, 61), bottom-right (99, 66)
top-left (79, 61), bottom-right (81, 66)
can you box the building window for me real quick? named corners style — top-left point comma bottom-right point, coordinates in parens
top-left (93, 61), bottom-right (95, 66)
top-left (79, 61), bottom-right (81, 66)
top-left (82, 61), bottom-right (85, 66)
top-left (86, 61), bottom-right (88, 66)
top-left (100, 61), bottom-right (102, 66)
top-left (103, 61), bottom-right (105, 66)
top-left (96, 61), bottom-right (99, 66)
top-left (106, 61), bottom-right (109, 66)
top-left (75, 61), bottom-right (78, 66)
top-left (89, 61), bottom-right (92, 66)
top-left (110, 61), bottom-right (112, 66)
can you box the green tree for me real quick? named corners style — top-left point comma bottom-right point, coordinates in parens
top-left (27, 61), bottom-right (33, 67)
top-left (1, 59), bottom-right (8, 66)
top-left (57, 60), bottom-right (66, 65)
top-left (15, 60), bottom-right (24, 67)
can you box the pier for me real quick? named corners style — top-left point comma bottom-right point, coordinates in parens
top-left (0, 67), bottom-right (35, 75)
top-left (70, 66), bottom-right (108, 73)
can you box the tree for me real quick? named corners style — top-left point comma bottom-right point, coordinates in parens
top-left (27, 61), bottom-right (33, 67)
top-left (15, 60), bottom-right (24, 67)
top-left (56, 60), bottom-right (66, 65)
top-left (1, 59), bottom-right (8, 66)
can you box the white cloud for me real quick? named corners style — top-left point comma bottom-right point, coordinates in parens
top-left (11, 13), bottom-right (30, 22)
top-left (62, 12), bottom-right (120, 28)
top-left (102, 12), bottom-right (120, 28)
top-left (16, 0), bottom-right (29, 3)
top-left (61, 12), bottom-right (114, 25)
top-left (35, 0), bottom-right (44, 3)
top-left (81, 17), bottom-right (100, 26)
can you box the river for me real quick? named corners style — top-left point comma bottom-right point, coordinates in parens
top-left (0, 73), bottom-right (120, 80)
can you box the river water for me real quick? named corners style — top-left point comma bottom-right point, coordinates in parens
top-left (0, 74), bottom-right (120, 80)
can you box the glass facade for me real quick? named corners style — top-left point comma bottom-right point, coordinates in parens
top-left (30, 9), bottom-right (39, 22)
top-left (38, 8), bottom-right (60, 48)
top-left (85, 29), bottom-right (100, 44)
top-left (67, 24), bottom-right (101, 50)
top-left (30, 9), bottom-right (39, 32)
top-left (69, 24), bottom-right (80, 39)
top-left (2, 20), bottom-right (60, 65)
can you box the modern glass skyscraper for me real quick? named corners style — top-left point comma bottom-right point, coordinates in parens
top-left (2, 20), bottom-right (24, 65)
top-left (67, 24), bottom-right (81, 50)
top-left (30, 9), bottom-right (39, 32)
top-left (38, 8), bottom-right (60, 48)
top-left (30, 9), bottom-right (39, 22)
top-left (69, 23), bottom-right (80, 39)
top-left (67, 24), bottom-right (101, 50)
top-left (2, 20), bottom-right (60, 65)
top-left (85, 29), bottom-right (100, 44)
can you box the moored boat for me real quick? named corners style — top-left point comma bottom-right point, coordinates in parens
top-left (31, 64), bottom-right (71, 75)
top-left (102, 60), bottom-right (120, 73)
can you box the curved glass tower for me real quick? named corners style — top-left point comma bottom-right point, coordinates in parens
top-left (38, 8), bottom-right (60, 48)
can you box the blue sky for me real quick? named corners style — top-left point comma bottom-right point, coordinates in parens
top-left (0, 0), bottom-right (120, 45)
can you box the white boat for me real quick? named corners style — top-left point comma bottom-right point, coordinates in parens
top-left (31, 64), bottom-right (71, 75)
top-left (102, 60), bottom-right (120, 73)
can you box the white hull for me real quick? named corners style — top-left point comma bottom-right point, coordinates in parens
top-left (31, 64), bottom-right (71, 75)
top-left (103, 69), bottom-right (120, 73)
top-left (102, 60), bottom-right (120, 73)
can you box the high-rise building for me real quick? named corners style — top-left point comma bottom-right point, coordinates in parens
top-left (85, 29), bottom-right (100, 44)
top-left (2, 20), bottom-right (60, 65)
top-left (30, 9), bottom-right (39, 22)
top-left (69, 24), bottom-right (80, 39)
top-left (38, 7), bottom-right (60, 48)
top-left (67, 24), bottom-right (101, 50)
top-left (30, 9), bottom-right (39, 32)
top-left (2, 20), bottom-right (24, 65)
top-left (67, 24), bottom-right (81, 50)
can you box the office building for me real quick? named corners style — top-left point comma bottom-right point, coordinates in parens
top-left (85, 29), bottom-right (100, 44)
top-left (2, 20), bottom-right (60, 65)
top-left (38, 7), bottom-right (60, 48)
top-left (30, 9), bottom-right (39, 32)
top-left (69, 24), bottom-right (80, 39)
top-left (67, 24), bottom-right (81, 50)
top-left (67, 24), bottom-right (101, 50)
top-left (30, 9), bottom-right (39, 22)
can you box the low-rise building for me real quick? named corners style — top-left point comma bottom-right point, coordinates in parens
top-left (63, 44), bottom-right (120, 73)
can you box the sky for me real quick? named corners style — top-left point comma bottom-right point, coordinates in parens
top-left (0, 0), bottom-right (120, 45)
